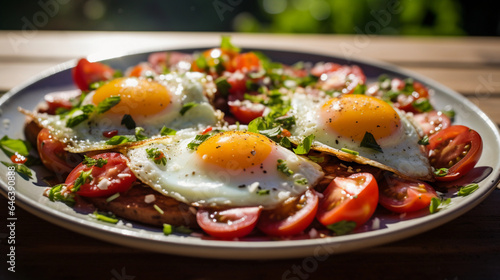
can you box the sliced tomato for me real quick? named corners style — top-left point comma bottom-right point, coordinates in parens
top-left (313, 64), bottom-right (366, 94)
top-left (37, 128), bottom-right (80, 176)
top-left (316, 173), bottom-right (378, 227)
top-left (226, 72), bottom-right (248, 97)
top-left (392, 79), bottom-right (430, 113)
top-left (428, 125), bottom-right (483, 181)
top-left (230, 52), bottom-right (261, 73)
top-left (65, 153), bottom-right (136, 197)
top-left (311, 62), bottom-right (342, 77)
top-left (72, 58), bottom-right (114, 91)
top-left (258, 190), bottom-right (318, 236)
top-left (148, 51), bottom-right (193, 73)
top-left (196, 207), bottom-right (261, 239)
top-left (191, 48), bottom-right (235, 74)
top-left (413, 111), bottom-right (451, 136)
top-left (228, 101), bottom-right (265, 124)
top-left (379, 175), bottom-right (437, 213)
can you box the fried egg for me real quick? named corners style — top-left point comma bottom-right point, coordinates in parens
top-left (125, 130), bottom-right (324, 209)
top-left (289, 93), bottom-right (433, 181)
top-left (22, 72), bottom-right (221, 153)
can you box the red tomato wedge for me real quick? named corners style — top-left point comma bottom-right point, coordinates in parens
top-left (258, 190), bottom-right (319, 236)
top-left (196, 207), bottom-right (261, 239)
top-left (65, 153), bottom-right (136, 197)
top-left (316, 173), bottom-right (378, 227)
top-left (230, 52), bottom-right (261, 73)
top-left (413, 111), bottom-right (451, 136)
top-left (72, 58), bottom-right (114, 91)
top-left (428, 125), bottom-right (483, 181)
top-left (379, 175), bottom-right (437, 213)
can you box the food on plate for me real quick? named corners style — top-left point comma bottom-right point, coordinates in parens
top-left (7, 36), bottom-right (484, 240)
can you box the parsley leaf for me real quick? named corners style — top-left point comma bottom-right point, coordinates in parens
top-left (146, 148), bottom-right (167, 166)
top-left (72, 169), bottom-right (93, 192)
top-left (66, 113), bottom-right (90, 128)
top-left (293, 134), bottom-right (315, 155)
top-left (412, 98), bottom-right (433, 113)
top-left (418, 135), bottom-right (430, 146)
top-left (429, 197), bottom-right (451, 214)
top-left (135, 127), bottom-right (148, 141)
top-left (121, 114), bottom-right (136, 129)
top-left (360, 132), bottom-right (382, 153)
top-left (187, 134), bottom-right (212, 150)
top-left (457, 183), bottom-right (479, 196)
top-left (105, 135), bottom-right (134, 145)
top-left (96, 96), bottom-right (121, 114)
top-left (47, 184), bottom-right (75, 207)
top-left (82, 155), bottom-right (108, 168)
top-left (215, 76), bottom-right (231, 97)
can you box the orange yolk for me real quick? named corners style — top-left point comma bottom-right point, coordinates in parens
top-left (93, 77), bottom-right (171, 117)
top-left (196, 131), bottom-right (275, 170)
top-left (321, 95), bottom-right (401, 142)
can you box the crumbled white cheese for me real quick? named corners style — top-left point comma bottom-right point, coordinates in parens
top-left (97, 178), bottom-right (111, 190)
top-left (117, 173), bottom-right (131, 179)
top-left (144, 194), bottom-right (155, 204)
top-left (371, 217), bottom-right (380, 230)
top-left (308, 228), bottom-right (319, 239)
top-left (247, 182), bottom-right (260, 193)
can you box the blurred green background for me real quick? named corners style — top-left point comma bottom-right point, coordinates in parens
top-left (0, 0), bottom-right (498, 36)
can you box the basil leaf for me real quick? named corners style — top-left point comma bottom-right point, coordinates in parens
top-left (360, 132), bottom-right (382, 153)
top-left (160, 126), bottom-right (177, 136)
top-left (66, 113), bottom-right (89, 128)
top-left (180, 102), bottom-right (198, 116)
top-left (96, 96), bottom-right (121, 114)
top-left (121, 114), bottom-right (136, 129)
top-left (293, 134), bottom-right (315, 155)
top-left (0, 136), bottom-right (30, 156)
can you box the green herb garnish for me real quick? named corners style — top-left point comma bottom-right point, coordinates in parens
top-left (293, 134), bottom-right (315, 155)
top-left (135, 127), bottom-right (148, 141)
top-left (215, 76), bottom-right (231, 97)
top-left (295, 178), bottom-right (308, 185)
top-left (429, 197), bottom-right (451, 214)
top-left (106, 193), bottom-right (120, 203)
top-left (1, 161), bottom-right (33, 180)
top-left (418, 135), bottom-right (430, 146)
top-left (187, 134), bottom-right (213, 150)
top-left (93, 210), bottom-right (119, 224)
top-left (82, 155), bottom-right (108, 168)
top-left (457, 183), bottom-right (479, 196)
top-left (72, 169), bottom-right (93, 192)
top-left (412, 98), bottom-right (433, 113)
top-left (327, 220), bottom-right (357, 235)
top-left (341, 148), bottom-right (359, 156)
top-left (160, 126), bottom-right (177, 136)
top-left (257, 189), bottom-right (270, 195)
top-left (47, 184), bottom-right (75, 206)
top-left (180, 102), bottom-right (198, 116)
top-left (105, 135), bottom-right (134, 145)
top-left (121, 114), bottom-right (136, 129)
top-left (277, 159), bottom-right (294, 176)
top-left (360, 132), bottom-right (382, 152)
top-left (434, 168), bottom-right (449, 177)
top-left (146, 148), bottom-right (167, 166)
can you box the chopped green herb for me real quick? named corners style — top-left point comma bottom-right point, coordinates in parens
top-left (277, 159), bottom-right (294, 176)
top-left (418, 135), bottom-right (430, 145)
top-left (293, 134), bottom-right (315, 155)
top-left (352, 84), bottom-right (367, 95)
top-left (72, 169), bottom-right (93, 192)
top-left (135, 127), bottom-right (148, 141)
top-left (66, 113), bottom-right (90, 128)
top-left (113, 70), bottom-right (123, 78)
top-left (429, 197), bottom-right (451, 214)
top-left (194, 54), bottom-right (208, 71)
top-left (257, 189), bottom-right (270, 195)
top-left (220, 35), bottom-right (240, 53)
top-left (382, 90), bottom-right (400, 102)
top-left (360, 132), bottom-right (382, 152)
top-left (403, 78), bottom-right (415, 93)
top-left (307, 155), bottom-right (325, 163)
top-left (434, 168), bottom-right (449, 177)
top-left (160, 126), bottom-right (177, 136)
top-left (457, 183), bottom-right (479, 196)
top-left (121, 114), bottom-right (136, 129)
top-left (326, 220), bottom-right (357, 235)
top-left (441, 109), bottom-right (456, 119)
top-left (106, 193), bottom-right (120, 203)
top-left (154, 204), bottom-right (165, 215)
top-left (82, 155), bottom-right (108, 168)
top-left (93, 210), bottom-right (119, 224)
top-left (174, 225), bottom-right (193, 234)
top-left (47, 184), bottom-right (75, 206)
top-left (0, 136), bottom-right (30, 157)
top-left (279, 137), bottom-right (292, 148)
top-left (163, 223), bottom-right (173, 235)
top-left (295, 178), bottom-right (308, 185)
top-left (89, 81), bottom-right (106, 90)
top-left (180, 102), bottom-right (198, 116)
top-left (341, 148), bottom-right (359, 156)
top-left (105, 135), bottom-right (133, 145)
top-left (187, 134), bottom-right (212, 150)
top-left (412, 98), bottom-right (433, 113)
top-left (146, 147), bottom-right (167, 166)
top-left (2, 161), bottom-right (33, 180)
top-left (215, 76), bottom-right (231, 97)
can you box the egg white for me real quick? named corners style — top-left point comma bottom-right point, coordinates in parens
top-left (289, 93), bottom-right (433, 181)
top-left (24, 72), bottom-right (222, 153)
top-left (125, 130), bottom-right (324, 209)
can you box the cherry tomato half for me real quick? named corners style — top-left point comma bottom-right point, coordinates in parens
top-left (196, 207), bottom-right (261, 239)
top-left (72, 58), bottom-right (114, 91)
top-left (379, 174), bottom-right (437, 213)
top-left (316, 173), bottom-right (379, 227)
top-left (37, 128), bottom-right (80, 176)
top-left (65, 153), bottom-right (136, 197)
top-left (228, 101), bottom-right (265, 124)
top-left (428, 125), bottom-right (483, 181)
top-left (230, 52), bottom-right (261, 73)
top-left (258, 190), bottom-right (319, 236)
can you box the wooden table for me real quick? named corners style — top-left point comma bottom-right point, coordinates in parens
top-left (1, 31), bottom-right (499, 279)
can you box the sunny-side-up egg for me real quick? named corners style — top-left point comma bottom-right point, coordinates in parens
top-left (289, 93), bottom-right (433, 181)
top-left (125, 129), bottom-right (324, 209)
top-left (22, 71), bottom-right (222, 153)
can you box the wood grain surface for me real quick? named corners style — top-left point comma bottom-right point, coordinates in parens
top-left (0, 31), bottom-right (499, 280)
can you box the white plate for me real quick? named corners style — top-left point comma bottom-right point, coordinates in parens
top-left (1, 48), bottom-right (499, 259)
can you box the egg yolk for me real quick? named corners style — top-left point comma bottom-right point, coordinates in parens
top-left (321, 95), bottom-right (401, 142)
top-left (196, 131), bottom-right (275, 170)
top-left (93, 77), bottom-right (171, 117)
